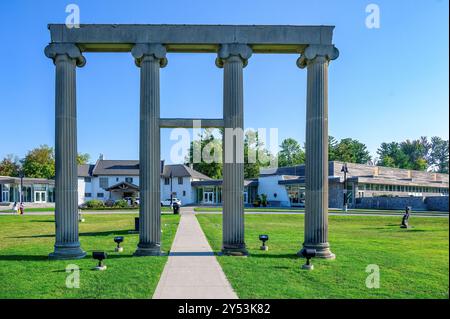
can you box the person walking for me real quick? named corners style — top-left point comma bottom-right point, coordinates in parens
top-left (19, 202), bottom-right (24, 215)
top-left (12, 202), bottom-right (18, 215)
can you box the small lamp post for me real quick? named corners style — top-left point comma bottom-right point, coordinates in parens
top-left (300, 248), bottom-right (316, 270)
top-left (92, 251), bottom-right (107, 271)
top-left (259, 234), bottom-right (269, 251)
top-left (114, 236), bottom-right (124, 252)
top-left (341, 163), bottom-right (349, 212)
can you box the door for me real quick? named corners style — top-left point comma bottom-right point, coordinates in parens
top-left (34, 191), bottom-right (46, 203)
top-left (203, 192), bottom-right (214, 204)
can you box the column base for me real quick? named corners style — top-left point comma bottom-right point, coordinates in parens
top-left (133, 243), bottom-right (163, 256)
top-left (222, 244), bottom-right (248, 256)
top-left (49, 243), bottom-right (86, 260)
top-left (298, 243), bottom-right (335, 259)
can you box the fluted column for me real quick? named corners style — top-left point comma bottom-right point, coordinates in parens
top-left (216, 44), bottom-right (252, 256)
top-left (45, 43), bottom-right (86, 260)
top-left (132, 44), bottom-right (167, 256)
top-left (297, 45), bottom-right (339, 259)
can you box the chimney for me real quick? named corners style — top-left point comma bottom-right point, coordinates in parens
top-left (160, 160), bottom-right (165, 174)
top-left (373, 166), bottom-right (379, 176)
top-left (99, 153), bottom-right (104, 160)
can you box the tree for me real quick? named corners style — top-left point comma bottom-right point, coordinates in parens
top-left (186, 129), bottom-right (223, 179)
top-left (377, 137), bottom-right (432, 171)
top-left (244, 130), bottom-right (274, 178)
top-left (429, 136), bottom-right (449, 173)
top-left (0, 154), bottom-right (20, 177)
top-left (328, 136), bottom-right (338, 161)
top-left (77, 153), bottom-right (90, 165)
top-left (278, 138), bottom-right (305, 167)
top-left (335, 138), bottom-right (371, 164)
top-left (22, 145), bottom-right (55, 179)
top-left (22, 145), bottom-right (92, 179)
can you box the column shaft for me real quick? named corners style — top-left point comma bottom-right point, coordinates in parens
top-left (222, 56), bottom-right (247, 256)
top-left (301, 56), bottom-right (335, 259)
top-left (134, 55), bottom-right (161, 256)
top-left (49, 54), bottom-right (85, 260)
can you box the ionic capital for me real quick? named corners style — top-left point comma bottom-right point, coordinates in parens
top-left (296, 45), bottom-right (339, 69)
top-left (215, 44), bottom-right (253, 68)
top-left (132, 43), bottom-right (167, 68)
top-left (44, 43), bottom-right (86, 67)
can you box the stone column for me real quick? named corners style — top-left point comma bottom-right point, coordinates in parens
top-left (45, 43), bottom-right (86, 260)
top-left (216, 44), bottom-right (252, 256)
top-left (132, 44), bottom-right (167, 256)
top-left (297, 45), bottom-right (339, 259)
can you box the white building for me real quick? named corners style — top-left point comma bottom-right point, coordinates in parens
top-left (77, 159), bottom-right (211, 206)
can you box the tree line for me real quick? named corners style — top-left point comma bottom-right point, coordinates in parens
top-left (0, 135), bottom-right (447, 180)
top-left (0, 145), bottom-right (90, 179)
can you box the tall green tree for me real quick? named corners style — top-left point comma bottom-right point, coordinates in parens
top-left (186, 129), bottom-right (223, 179)
top-left (377, 137), bottom-right (432, 171)
top-left (22, 145), bottom-right (55, 179)
top-left (77, 153), bottom-right (90, 165)
top-left (0, 154), bottom-right (20, 177)
top-left (429, 136), bottom-right (449, 173)
top-left (278, 138), bottom-right (305, 167)
top-left (328, 136), bottom-right (371, 164)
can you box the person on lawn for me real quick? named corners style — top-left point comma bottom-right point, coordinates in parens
top-left (12, 202), bottom-right (18, 215)
top-left (19, 202), bottom-right (24, 215)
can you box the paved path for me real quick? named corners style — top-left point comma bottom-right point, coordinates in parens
top-left (153, 209), bottom-right (238, 299)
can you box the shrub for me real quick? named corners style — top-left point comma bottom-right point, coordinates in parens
top-left (85, 199), bottom-right (105, 208)
top-left (114, 199), bottom-right (128, 208)
top-left (104, 199), bottom-right (115, 207)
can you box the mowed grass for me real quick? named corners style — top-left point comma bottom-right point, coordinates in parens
top-left (0, 214), bottom-right (179, 298)
top-left (197, 214), bottom-right (449, 299)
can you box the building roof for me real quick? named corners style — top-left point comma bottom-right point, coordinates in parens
top-left (191, 179), bottom-right (259, 187)
top-left (78, 164), bottom-right (95, 177)
top-left (162, 164), bottom-right (211, 180)
top-left (260, 161), bottom-right (449, 188)
top-left (80, 160), bottom-right (211, 180)
top-left (0, 176), bottom-right (54, 185)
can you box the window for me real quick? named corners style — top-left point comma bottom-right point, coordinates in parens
top-left (178, 177), bottom-right (183, 185)
top-left (99, 177), bottom-right (108, 189)
top-left (97, 193), bottom-right (104, 198)
top-left (125, 177), bottom-right (133, 184)
top-left (164, 178), bottom-right (170, 185)
top-left (183, 190), bottom-right (186, 197)
top-left (85, 193), bottom-right (92, 198)
top-left (84, 177), bottom-right (92, 183)
top-left (116, 177), bottom-right (119, 182)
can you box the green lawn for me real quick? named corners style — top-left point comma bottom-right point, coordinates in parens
top-left (197, 214), bottom-right (449, 299)
top-left (0, 213), bottom-right (179, 298)
top-left (0, 206), bottom-right (174, 213)
top-left (194, 207), bottom-right (447, 215)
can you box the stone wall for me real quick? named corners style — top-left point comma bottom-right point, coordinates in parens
top-left (425, 196), bottom-right (449, 212)
top-left (355, 196), bottom-right (449, 211)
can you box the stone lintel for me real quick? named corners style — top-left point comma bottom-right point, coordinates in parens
top-left (159, 118), bottom-right (224, 128)
top-left (48, 24), bottom-right (335, 53)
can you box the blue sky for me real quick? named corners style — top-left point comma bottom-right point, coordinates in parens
top-left (0, 0), bottom-right (448, 164)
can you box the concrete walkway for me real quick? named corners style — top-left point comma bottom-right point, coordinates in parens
top-left (153, 209), bottom-right (237, 299)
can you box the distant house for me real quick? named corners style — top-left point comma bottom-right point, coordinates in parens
top-left (0, 176), bottom-right (55, 205)
top-left (77, 159), bottom-right (212, 205)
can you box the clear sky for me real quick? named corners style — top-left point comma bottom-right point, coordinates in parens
top-left (0, 0), bottom-right (448, 164)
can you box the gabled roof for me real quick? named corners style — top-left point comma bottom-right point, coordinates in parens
top-left (78, 164), bottom-right (95, 177)
top-left (162, 164), bottom-right (212, 180)
top-left (106, 181), bottom-right (139, 191)
top-left (92, 160), bottom-right (139, 176)
top-left (78, 160), bottom-right (212, 180)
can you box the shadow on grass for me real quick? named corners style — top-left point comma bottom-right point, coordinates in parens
top-left (9, 229), bottom-right (135, 239)
top-left (0, 253), bottom-right (139, 262)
